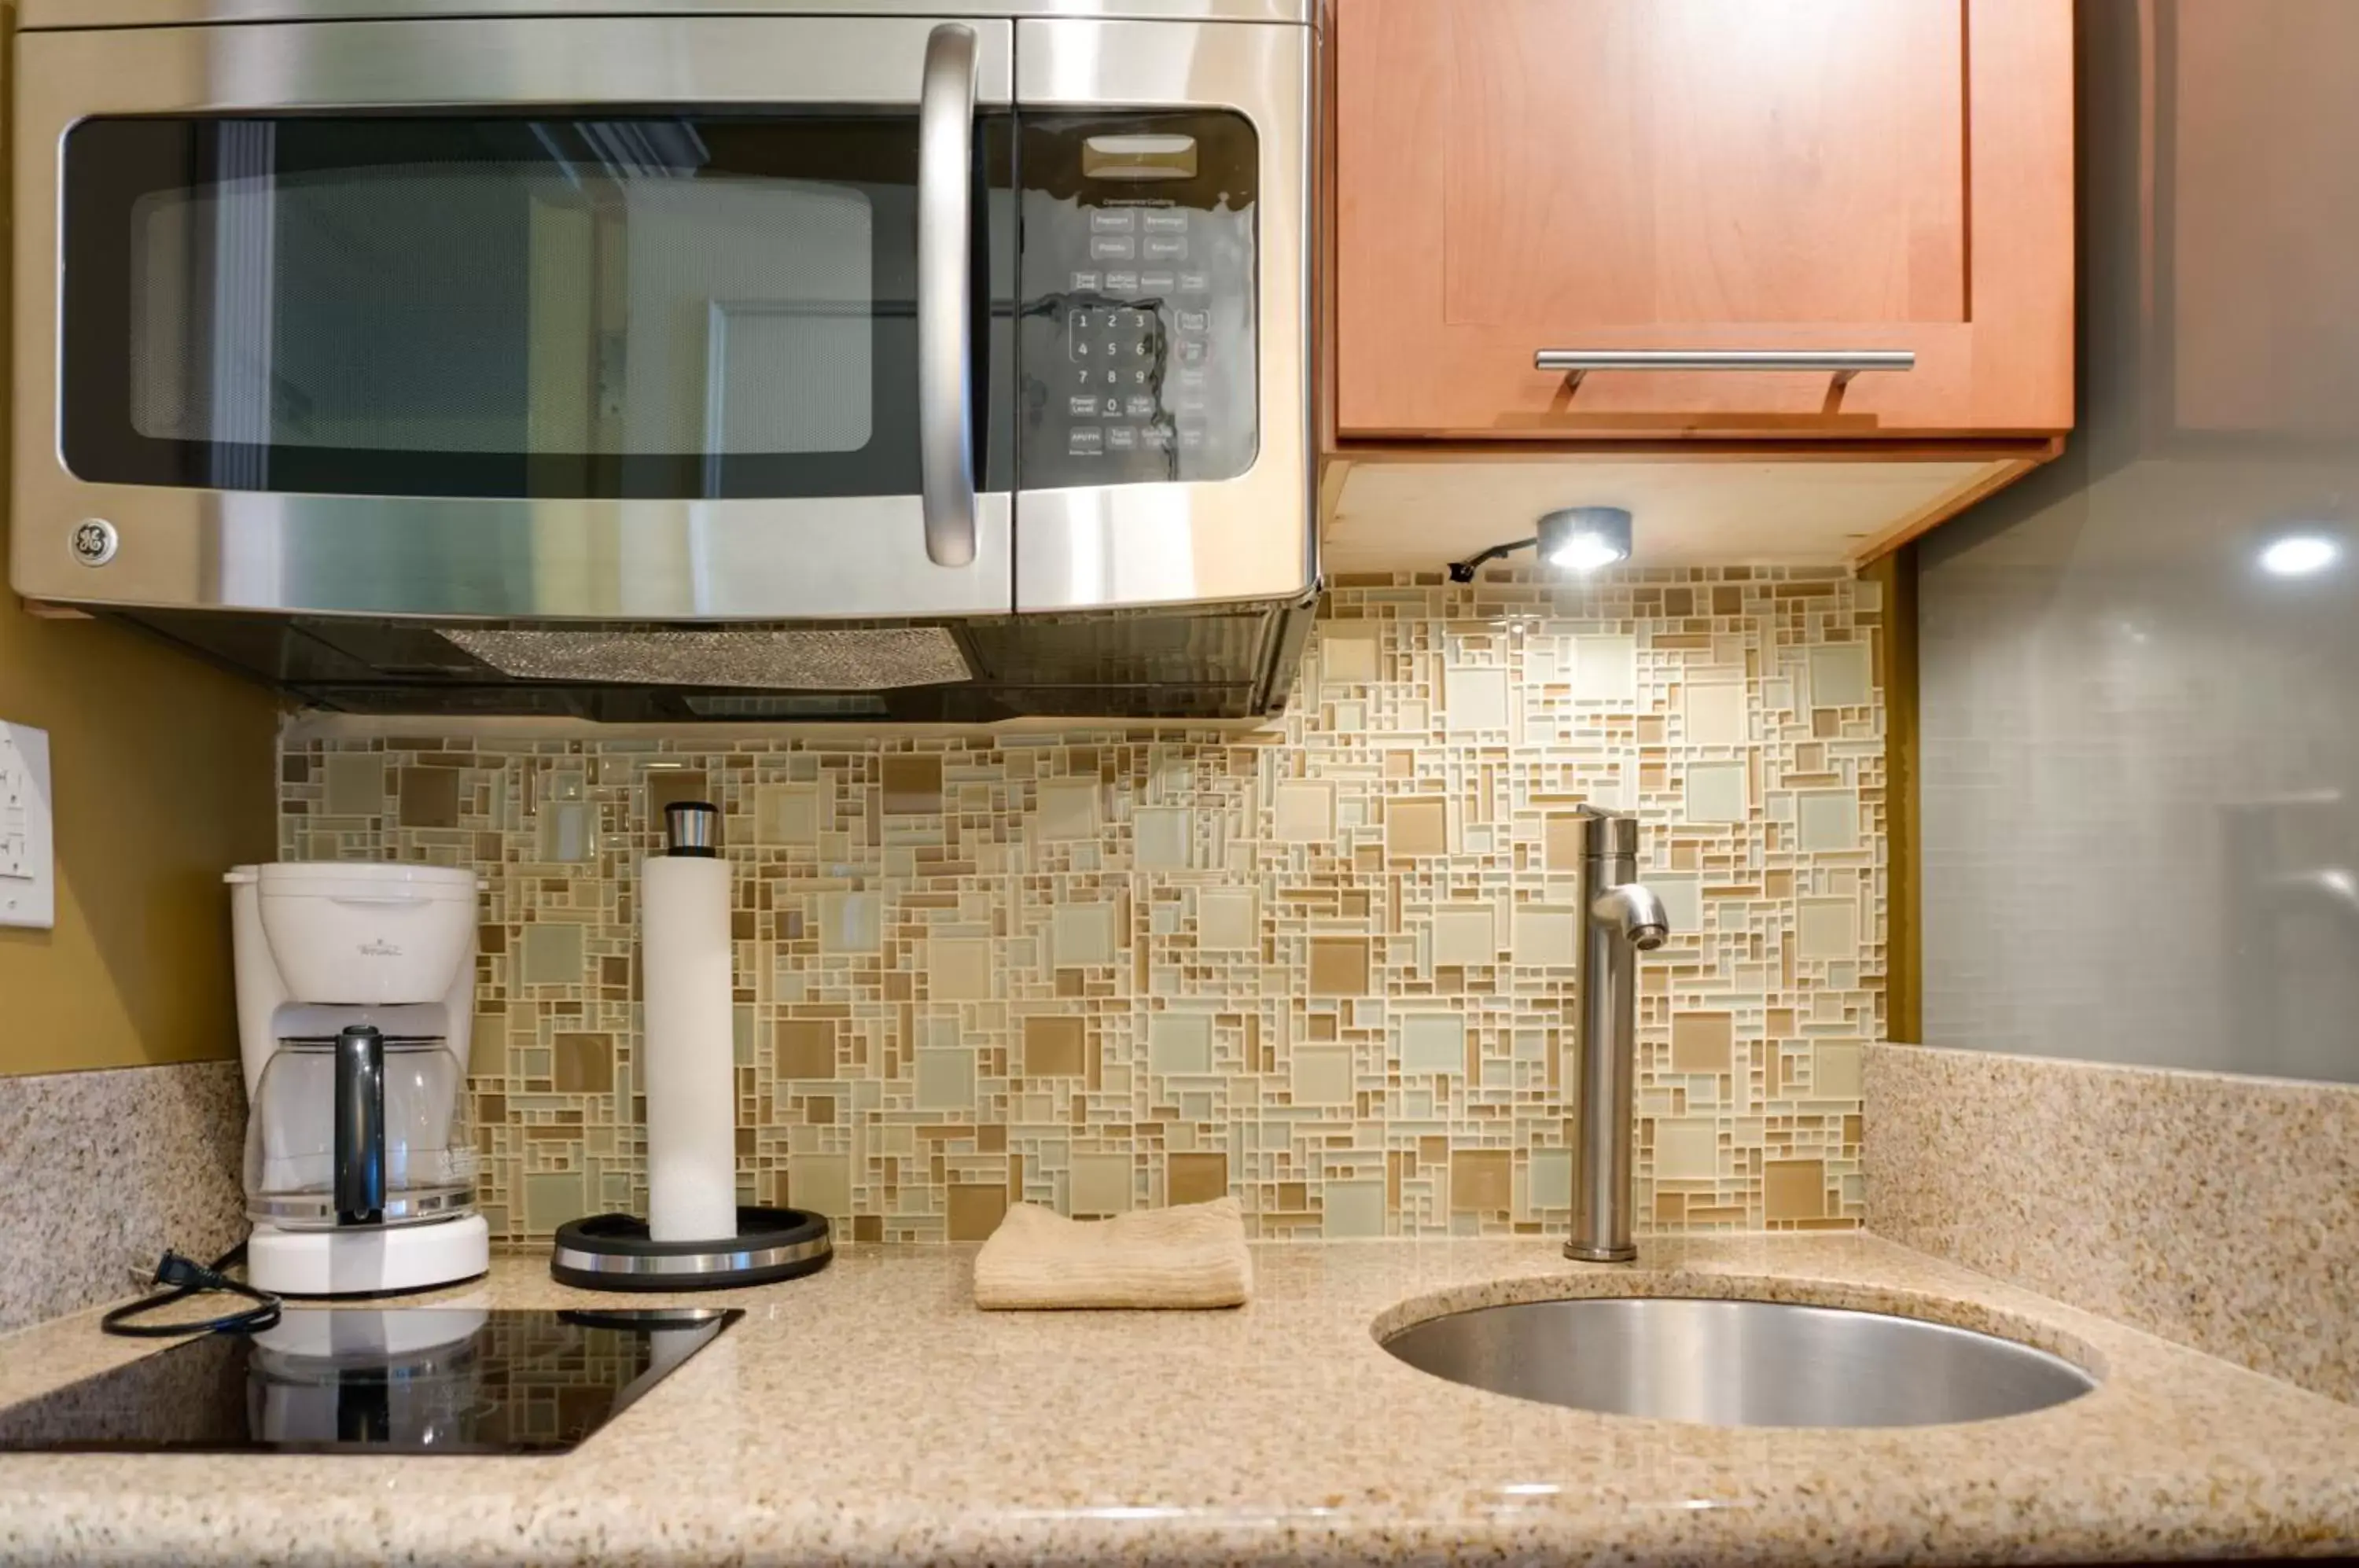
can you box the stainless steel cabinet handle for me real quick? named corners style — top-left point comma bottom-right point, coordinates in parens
top-left (1535, 349), bottom-right (1916, 391)
top-left (918, 22), bottom-right (979, 569)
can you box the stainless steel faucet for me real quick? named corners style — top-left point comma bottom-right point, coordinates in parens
top-left (1567, 807), bottom-right (1669, 1263)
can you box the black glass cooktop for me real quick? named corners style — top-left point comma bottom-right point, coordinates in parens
top-left (0, 1307), bottom-right (740, 1456)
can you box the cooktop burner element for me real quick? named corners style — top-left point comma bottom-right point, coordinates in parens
top-left (0, 1307), bottom-right (740, 1455)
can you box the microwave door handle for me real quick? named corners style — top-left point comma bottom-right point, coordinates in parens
top-left (918, 21), bottom-right (979, 569)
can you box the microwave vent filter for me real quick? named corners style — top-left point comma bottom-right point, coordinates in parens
top-left (440, 628), bottom-right (972, 691)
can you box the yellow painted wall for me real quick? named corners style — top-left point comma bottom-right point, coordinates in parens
top-left (0, 3), bottom-right (282, 1074)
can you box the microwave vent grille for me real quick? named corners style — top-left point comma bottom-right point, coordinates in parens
top-left (440, 627), bottom-right (971, 691)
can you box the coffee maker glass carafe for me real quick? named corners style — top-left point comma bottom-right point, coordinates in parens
top-left (245, 1027), bottom-right (476, 1231)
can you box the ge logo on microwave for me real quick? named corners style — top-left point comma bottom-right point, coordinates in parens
top-left (70, 518), bottom-right (117, 567)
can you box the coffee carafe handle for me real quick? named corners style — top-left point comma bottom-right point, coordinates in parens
top-left (334, 1025), bottom-right (386, 1226)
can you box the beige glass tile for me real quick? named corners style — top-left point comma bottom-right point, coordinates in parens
top-left (1069, 1153), bottom-right (1133, 1216)
top-left (323, 753), bottom-right (386, 817)
top-left (788, 1154), bottom-right (852, 1218)
top-left (1399, 1013), bottom-right (1464, 1076)
top-left (1444, 666), bottom-right (1511, 733)
top-left (755, 782), bottom-right (822, 846)
top-left (1036, 779), bottom-right (1101, 841)
top-left (521, 923), bottom-right (586, 987)
top-left (1797, 897), bottom-right (1860, 962)
top-left (1683, 681), bottom-right (1748, 745)
top-left (1273, 780), bottom-right (1334, 842)
top-left (1431, 905), bottom-right (1497, 968)
top-left (1147, 1013), bottom-right (1214, 1076)
top-left (1052, 904), bottom-right (1117, 966)
top-left (1809, 642), bottom-right (1872, 709)
top-left (819, 892), bottom-right (882, 954)
top-left (1385, 795), bottom-right (1448, 859)
top-left (1765, 1158), bottom-right (1827, 1221)
top-left (1320, 624), bottom-right (1379, 684)
top-left (525, 1172), bottom-right (587, 1235)
top-left (1813, 1040), bottom-right (1865, 1099)
top-left (1654, 1117), bottom-right (1720, 1180)
top-left (1795, 790), bottom-right (1860, 852)
top-left (1671, 1012), bottom-right (1734, 1074)
top-left (1291, 1045), bottom-right (1353, 1106)
top-left (1572, 635), bottom-right (1638, 704)
top-left (1684, 760), bottom-right (1749, 824)
top-left (1197, 889), bottom-right (1257, 951)
top-left (1512, 907), bottom-right (1579, 968)
top-left (928, 937), bottom-right (993, 1000)
top-left (1322, 1179), bottom-right (1386, 1238)
top-left (1134, 806), bottom-right (1194, 869)
top-left (647, 767), bottom-right (710, 821)
top-left (1449, 1149), bottom-right (1511, 1213)
top-left (535, 800), bottom-right (597, 863)
top-left (1650, 875), bottom-right (1702, 934)
top-left (915, 1047), bottom-right (977, 1110)
top-left (1527, 1149), bottom-right (1572, 1212)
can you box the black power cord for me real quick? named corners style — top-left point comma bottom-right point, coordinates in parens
top-left (100, 1243), bottom-right (283, 1339)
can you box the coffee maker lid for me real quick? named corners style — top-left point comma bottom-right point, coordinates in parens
top-left (235, 863), bottom-right (481, 898)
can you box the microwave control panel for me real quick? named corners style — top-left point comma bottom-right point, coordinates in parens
top-left (1018, 112), bottom-right (1258, 490)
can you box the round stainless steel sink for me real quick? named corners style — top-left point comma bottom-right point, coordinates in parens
top-left (1380, 1297), bottom-right (2099, 1429)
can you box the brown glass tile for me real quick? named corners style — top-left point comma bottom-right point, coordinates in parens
top-left (1671, 1012), bottom-right (1734, 1074)
top-left (398, 767), bottom-right (461, 829)
top-left (947, 1183), bottom-right (1007, 1241)
top-left (1450, 1149), bottom-right (1512, 1213)
top-left (1765, 1158), bottom-right (1827, 1221)
top-left (977, 1124), bottom-right (1007, 1154)
top-left (552, 1033), bottom-right (613, 1094)
top-left (648, 768), bottom-right (712, 820)
top-left (1167, 1152), bottom-right (1228, 1206)
top-left (779, 1019), bottom-right (838, 1080)
top-left (1023, 1014), bottom-right (1087, 1077)
top-left (1308, 936), bottom-right (1370, 997)
top-left (1654, 1191), bottom-right (1687, 1225)
top-left (881, 754), bottom-right (944, 815)
top-left (805, 1095), bottom-right (835, 1124)
top-left (852, 1215), bottom-right (883, 1243)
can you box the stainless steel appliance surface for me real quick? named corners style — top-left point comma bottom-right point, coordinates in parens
top-left (0, 1308), bottom-right (738, 1454)
top-left (11, 0), bottom-right (1315, 720)
top-left (1381, 1297), bottom-right (2100, 1430)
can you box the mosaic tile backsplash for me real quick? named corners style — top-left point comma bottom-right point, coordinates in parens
top-left (279, 570), bottom-right (1885, 1243)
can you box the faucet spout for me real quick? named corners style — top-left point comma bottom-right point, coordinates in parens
top-left (1592, 882), bottom-right (1669, 951)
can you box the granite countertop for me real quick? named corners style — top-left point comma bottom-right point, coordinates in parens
top-left (2, 1234), bottom-right (2356, 1566)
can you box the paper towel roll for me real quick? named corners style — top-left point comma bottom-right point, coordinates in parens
top-left (641, 855), bottom-right (738, 1242)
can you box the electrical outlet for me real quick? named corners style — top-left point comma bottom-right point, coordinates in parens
top-left (0, 723), bottom-right (55, 930)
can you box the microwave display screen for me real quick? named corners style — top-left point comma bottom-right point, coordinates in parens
top-left (60, 113), bottom-right (1015, 500)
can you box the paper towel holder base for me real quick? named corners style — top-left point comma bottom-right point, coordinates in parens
top-left (550, 1205), bottom-right (833, 1292)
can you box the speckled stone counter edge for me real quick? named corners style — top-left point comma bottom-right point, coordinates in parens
top-left (0, 1058), bottom-right (246, 1334)
top-left (1865, 1041), bottom-right (2358, 1405)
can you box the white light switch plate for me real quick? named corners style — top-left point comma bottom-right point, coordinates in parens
top-left (0, 722), bottom-right (56, 930)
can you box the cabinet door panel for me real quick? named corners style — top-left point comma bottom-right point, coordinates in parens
top-left (1337, 0), bottom-right (2072, 439)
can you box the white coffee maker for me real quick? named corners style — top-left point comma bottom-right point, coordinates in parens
top-left (227, 863), bottom-right (491, 1296)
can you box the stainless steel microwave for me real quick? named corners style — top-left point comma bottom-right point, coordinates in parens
top-left (9, 0), bottom-right (1316, 721)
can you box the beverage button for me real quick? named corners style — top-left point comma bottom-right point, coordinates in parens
top-left (1124, 394), bottom-right (1158, 419)
top-left (1142, 234), bottom-right (1188, 262)
top-left (1142, 209), bottom-right (1189, 233)
top-left (1104, 270), bottom-right (1140, 294)
top-left (1068, 394), bottom-right (1101, 418)
top-left (1068, 427), bottom-right (1104, 457)
top-left (1178, 271), bottom-right (1210, 293)
top-left (1088, 208), bottom-right (1137, 233)
top-left (1069, 271), bottom-right (1102, 293)
top-left (1176, 308), bottom-right (1211, 333)
top-left (1106, 425), bottom-right (1139, 451)
top-left (1139, 271), bottom-right (1177, 293)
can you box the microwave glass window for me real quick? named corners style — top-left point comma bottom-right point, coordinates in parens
top-left (1017, 111), bottom-right (1258, 492)
top-left (63, 116), bottom-right (1014, 500)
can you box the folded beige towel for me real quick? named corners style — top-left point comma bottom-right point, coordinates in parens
top-left (973, 1195), bottom-right (1253, 1310)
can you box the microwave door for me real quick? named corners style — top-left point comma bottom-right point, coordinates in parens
top-left (1011, 17), bottom-right (1315, 615)
top-left (12, 16), bottom-right (1017, 620)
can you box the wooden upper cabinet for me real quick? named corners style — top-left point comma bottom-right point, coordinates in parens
top-left (1334, 0), bottom-right (2074, 440)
